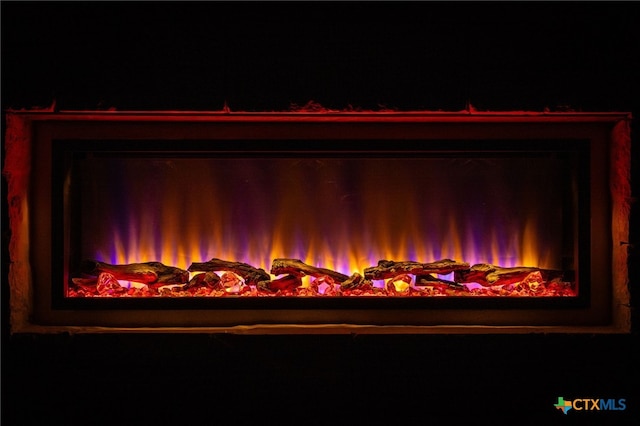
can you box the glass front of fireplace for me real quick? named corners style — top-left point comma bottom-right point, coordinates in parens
top-left (55, 138), bottom-right (588, 308)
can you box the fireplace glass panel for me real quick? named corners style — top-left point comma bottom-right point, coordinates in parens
top-left (57, 139), bottom-right (586, 304)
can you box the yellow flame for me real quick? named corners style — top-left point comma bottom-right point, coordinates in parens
top-left (92, 157), bottom-right (561, 276)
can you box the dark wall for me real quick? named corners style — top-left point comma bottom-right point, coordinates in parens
top-left (3, 2), bottom-right (638, 113)
top-left (2, 2), bottom-right (638, 424)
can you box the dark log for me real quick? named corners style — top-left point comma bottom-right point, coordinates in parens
top-left (364, 259), bottom-right (470, 280)
top-left (257, 274), bottom-right (302, 292)
top-left (453, 263), bottom-right (565, 287)
top-left (188, 258), bottom-right (270, 285)
top-left (415, 274), bottom-right (466, 289)
top-left (71, 277), bottom-right (98, 290)
top-left (183, 271), bottom-right (222, 290)
top-left (270, 258), bottom-right (350, 283)
top-left (80, 260), bottom-right (189, 285)
top-left (340, 272), bottom-right (367, 290)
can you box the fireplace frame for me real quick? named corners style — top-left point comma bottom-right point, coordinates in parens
top-left (3, 109), bottom-right (632, 334)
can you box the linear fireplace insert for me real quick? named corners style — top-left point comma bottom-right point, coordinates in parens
top-left (3, 110), bottom-right (632, 333)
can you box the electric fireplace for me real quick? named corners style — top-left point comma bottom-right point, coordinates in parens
top-left (3, 109), bottom-right (632, 333)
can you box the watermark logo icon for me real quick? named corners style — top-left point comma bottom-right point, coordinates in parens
top-left (554, 397), bottom-right (627, 414)
top-left (555, 397), bottom-right (573, 414)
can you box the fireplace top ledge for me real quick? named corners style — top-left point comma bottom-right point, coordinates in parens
top-left (4, 108), bottom-right (632, 124)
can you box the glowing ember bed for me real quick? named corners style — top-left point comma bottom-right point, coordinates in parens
top-left (3, 110), bottom-right (632, 333)
top-left (69, 258), bottom-right (576, 299)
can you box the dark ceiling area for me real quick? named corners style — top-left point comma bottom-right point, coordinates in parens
top-left (2, 2), bottom-right (639, 425)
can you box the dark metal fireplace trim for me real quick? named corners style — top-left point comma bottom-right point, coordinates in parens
top-left (3, 109), bottom-right (632, 334)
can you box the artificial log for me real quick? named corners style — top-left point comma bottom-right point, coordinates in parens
top-left (258, 274), bottom-right (302, 292)
top-left (340, 272), bottom-right (368, 290)
top-left (183, 271), bottom-right (222, 290)
top-left (71, 277), bottom-right (99, 290)
top-left (415, 274), bottom-right (466, 289)
top-left (80, 260), bottom-right (190, 286)
top-left (364, 259), bottom-right (470, 281)
top-left (270, 258), bottom-right (350, 283)
top-left (188, 258), bottom-right (271, 285)
top-left (454, 263), bottom-right (564, 287)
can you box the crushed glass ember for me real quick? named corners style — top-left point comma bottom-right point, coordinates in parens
top-left (67, 270), bottom-right (576, 298)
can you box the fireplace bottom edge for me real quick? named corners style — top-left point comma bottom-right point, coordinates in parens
top-left (11, 321), bottom-right (631, 335)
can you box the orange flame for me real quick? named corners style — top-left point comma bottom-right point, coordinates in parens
top-left (83, 156), bottom-right (565, 276)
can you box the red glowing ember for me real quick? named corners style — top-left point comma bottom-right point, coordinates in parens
top-left (68, 257), bottom-right (576, 298)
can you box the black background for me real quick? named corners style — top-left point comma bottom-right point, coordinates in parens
top-left (2, 2), bottom-right (639, 424)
